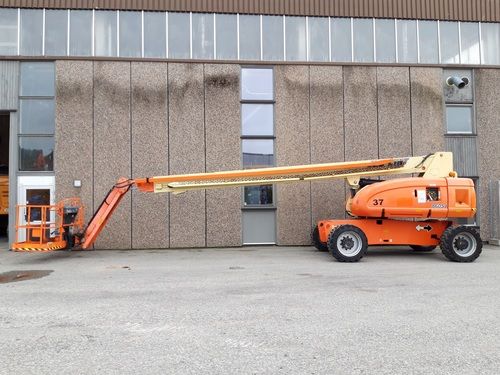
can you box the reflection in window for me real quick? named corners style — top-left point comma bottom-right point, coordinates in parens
top-left (192, 13), bottom-right (214, 59)
top-left (119, 11), bottom-right (141, 57)
top-left (144, 12), bottom-right (166, 58)
top-left (481, 23), bottom-right (500, 65)
top-left (419, 21), bottom-right (439, 63)
top-left (95, 11), bottom-right (117, 57)
top-left (460, 23), bottom-right (480, 65)
top-left (168, 12), bottom-right (190, 59)
top-left (20, 9), bottom-right (43, 56)
top-left (397, 20), bottom-right (417, 63)
top-left (0, 8), bottom-right (17, 55)
top-left (241, 68), bottom-right (273, 101)
top-left (45, 10), bottom-right (68, 56)
top-left (440, 21), bottom-right (460, 64)
top-left (242, 139), bottom-right (274, 168)
top-left (353, 18), bottom-right (374, 62)
top-left (242, 104), bottom-right (274, 136)
top-left (308, 17), bottom-right (329, 62)
top-left (331, 18), bottom-right (352, 62)
top-left (375, 19), bottom-right (396, 63)
top-left (286, 17), bottom-right (307, 61)
top-left (19, 137), bottom-right (54, 171)
top-left (20, 100), bottom-right (55, 134)
top-left (20, 62), bottom-right (55, 97)
top-left (239, 15), bottom-right (260, 60)
top-left (262, 16), bottom-right (284, 61)
top-left (215, 14), bottom-right (237, 60)
top-left (446, 106), bottom-right (473, 134)
top-left (244, 185), bottom-right (273, 206)
top-left (70, 10), bottom-right (92, 56)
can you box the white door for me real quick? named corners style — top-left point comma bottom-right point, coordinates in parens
top-left (17, 176), bottom-right (55, 242)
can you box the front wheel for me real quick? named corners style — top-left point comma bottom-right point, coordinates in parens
top-left (327, 225), bottom-right (368, 262)
top-left (440, 226), bottom-right (482, 262)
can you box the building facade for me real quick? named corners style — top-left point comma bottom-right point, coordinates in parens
top-left (0, 0), bottom-right (499, 249)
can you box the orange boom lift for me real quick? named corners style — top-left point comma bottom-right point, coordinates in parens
top-left (11, 152), bottom-right (482, 262)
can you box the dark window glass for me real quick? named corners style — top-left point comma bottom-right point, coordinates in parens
top-left (45, 10), bottom-right (68, 56)
top-left (119, 11), bottom-right (141, 57)
top-left (215, 14), bottom-right (237, 60)
top-left (144, 12), bottom-right (166, 58)
top-left (241, 68), bottom-right (273, 100)
top-left (192, 13), bottom-right (214, 59)
top-left (20, 9), bottom-right (43, 56)
top-left (20, 100), bottom-right (55, 134)
top-left (70, 10), bottom-right (92, 56)
top-left (242, 104), bottom-right (273, 136)
top-left (20, 62), bottom-right (55, 97)
top-left (244, 185), bottom-right (273, 206)
top-left (168, 12), bottom-right (190, 59)
top-left (19, 137), bottom-right (54, 171)
top-left (331, 18), bottom-right (352, 62)
top-left (239, 15), bottom-right (260, 60)
top-left (0, 8), bottom-right (18, 55)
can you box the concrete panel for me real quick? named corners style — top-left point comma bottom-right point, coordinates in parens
top-left (55, 61), bottom-right (93, 225)
top-left (93, 61), bottom-right (131, 249)
top-left (131, 62), bottom-right (169, 249)
top-left (275, 65), bottom-right (311, 245)
top-left (343, 66), bottom-right (378, 161)
top-left (0, 61), bottom-right (18, 110)
top-left (204, 64), bottom-right (241, 247)
top-left (310, 66), bottom-right (345, 225)
top-left (377, 67), bottom-right (412, 158)
top-left (410, 67), bottom-right (444, 156)
top-left (168, 63), bottom-right (206, 248)
top-left (474, 69), bottom-right (500, 241)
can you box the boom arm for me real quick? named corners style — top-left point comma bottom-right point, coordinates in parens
top-left (80, 152), bottom-right (455, 249)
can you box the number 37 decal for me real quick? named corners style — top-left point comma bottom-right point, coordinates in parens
top-left (372, 199), bottom-right (384, 205)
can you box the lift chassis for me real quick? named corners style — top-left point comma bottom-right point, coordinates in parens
top-left (12, 152), bottom-right (483, 262)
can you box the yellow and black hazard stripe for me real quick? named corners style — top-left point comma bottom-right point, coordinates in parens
top-left (12, 243), bottom-right (67, 252)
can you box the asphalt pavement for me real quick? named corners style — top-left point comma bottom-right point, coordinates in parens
top-left (1, 244), bottom-right (499, 374)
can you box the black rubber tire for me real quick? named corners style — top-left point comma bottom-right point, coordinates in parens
top-left (312, 225), bottom-right (328, 252)
top-left (440, 226), bottom-right (482, 262)
top-left (327, 224), bottom-right (368, 262)
top-left (410, 245), bottom-right (437, 252)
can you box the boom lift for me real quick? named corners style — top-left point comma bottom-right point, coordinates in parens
top-left (11, 152), bottom-right (482, 262)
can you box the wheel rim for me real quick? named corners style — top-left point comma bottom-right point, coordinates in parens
top-left (452, 232), bottom-right (477, 257)
top-left (336, 231), bottom-right (363, 257)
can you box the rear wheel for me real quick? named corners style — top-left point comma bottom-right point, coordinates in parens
top-left (312, 225), bottom-right (328, 252)
top-left (440, 226), bottom-right (482, 262)
top-left (410, 245), bottom-right (437, 252)
top-left (327, 224), bottom-right (368, 262)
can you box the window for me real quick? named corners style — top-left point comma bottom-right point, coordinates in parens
top-left (440, 21), bottom-right (460, 64)
top-left (241, 69), bottom-right (273, 101)
top-left (144, 12), bottom-right (166, 58)
top-left (70, 10), bottom-right (92, 56)
top-left (215, 14), bottom-right (237, 60)
top-left (242, 139), bottom-right (274, 168)
top-left (418, 21), bottom-right (439, 63)
top-left (20, 9), bottom-right (43, 56)
top-left (308, 17), bottom-right (329, 62)
top-left (481, 23), bottom-right (500, 65)
top-left (285, 17), bottom-right (307, 61)
top-left (397, 20), bottom-right (417, 63)
top-left (0, 8), bottom-right (18, 55)
top-left (460, 22), bottom-right (480, 65)
top-left (262, 16), bottom-right (284, 61)
top-left (446, 106), bottom-right (474, 134)
top-left (45, 10), bottom-right (68, 56)
top-left (375, 19), bottom-right (396, 63)
top-left (94, 11), bottom-right (117, 57)
top-left (168, 12), bottom-right (190, 59)
top-left (119, 11), bottom-right (141, 57)
top-left (331, 18), bottom-right (352, 62)
top-left (353, 18), bottom-right (374, 62)
top-left (19, 62), bottom-right (55, 172)
top-left (192, 13), bottom-right (214, 59)
top-left (242, 105), bottom-right (274, 136)
top-left (239, 15), bottom-right (260, 60)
